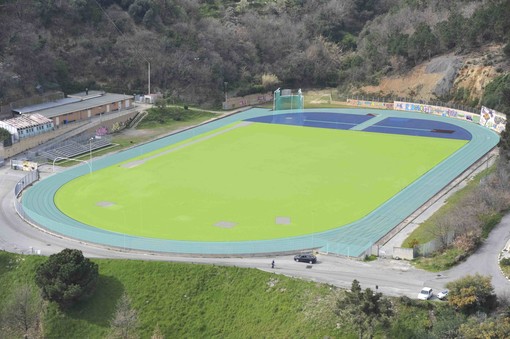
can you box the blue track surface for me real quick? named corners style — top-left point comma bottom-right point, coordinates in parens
top-left (21, 108), bottom-right (499, 257)
top-left (249, 112), bottom-right (472, 140)
top-left (246, 112), bottom-right (373, 130)
top-left (365, 117), bottom-right (472, 140)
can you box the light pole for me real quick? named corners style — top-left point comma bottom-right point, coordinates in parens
top-left (89, 137), bottom-right (95, 173)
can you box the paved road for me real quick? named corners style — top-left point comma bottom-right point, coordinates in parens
top-left (1, 164), bottom-right (509, 298)
top-left (441, 213), bottom-right (510, 295)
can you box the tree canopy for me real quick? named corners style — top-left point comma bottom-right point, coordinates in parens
top-left (35, 248), bottom-right (99, 309)
top-left (0, 127), bottom-right (10, 142)
top-left (337, 279), bottom-right (393, 339)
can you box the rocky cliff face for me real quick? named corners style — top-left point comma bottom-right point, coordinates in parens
top-left (359, 44), bottom-right (508, 105)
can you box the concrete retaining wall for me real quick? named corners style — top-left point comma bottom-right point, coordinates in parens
top-left (393, 247), bottom-right (416, 260)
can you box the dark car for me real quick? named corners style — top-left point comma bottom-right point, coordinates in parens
top-left (294, 253), bottom-right (317, 264)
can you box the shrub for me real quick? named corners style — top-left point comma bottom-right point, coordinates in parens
top-left (480, 213), bottom-right (502, 239)
top-left (407, 238), bottom-right (420, 248)
top-left (446, 274), bottom-right (496, 314)
top-left (452, 231), bottom-right (481, 253)
top-left (398, 296), bottom-right (416, 307)
top-left (261, 73), bottom-right (280, 88)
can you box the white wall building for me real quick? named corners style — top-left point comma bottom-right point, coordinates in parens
top-left (0, 113), bottom-right (54, 143)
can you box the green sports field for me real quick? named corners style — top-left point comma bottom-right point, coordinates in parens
top-left (55, 122), bottom-right (467, 241)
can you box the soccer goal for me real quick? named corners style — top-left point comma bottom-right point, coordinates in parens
top-left (273, 88), bottom-right (304, 111)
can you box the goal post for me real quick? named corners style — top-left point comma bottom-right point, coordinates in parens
top-left (273, 88), bottom-right (304, 111)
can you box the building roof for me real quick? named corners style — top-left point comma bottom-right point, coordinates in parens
top-left (29, 93), bottom-right (134, 119)
top-left (67, 90), bottom-right (105, 100)
top-left (13, 97), bottom-right (81, 114)
top-left (3, 113), bottom-right (52, 130)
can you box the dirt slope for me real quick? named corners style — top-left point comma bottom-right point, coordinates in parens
top-left (359, 44), bottom-right (508, 102)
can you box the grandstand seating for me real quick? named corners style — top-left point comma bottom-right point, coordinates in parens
top-left (41, 137), bottom-right (112, 161)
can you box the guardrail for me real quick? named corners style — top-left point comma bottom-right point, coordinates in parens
top-left (14, 170), bottom-right (39, 198)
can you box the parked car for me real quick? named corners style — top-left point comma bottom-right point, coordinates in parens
top-left (294, 253), bottom-right (317, 264)
top-left (437, 290), bottom-right (449, 300)
top-left (417, 287), bottom-right (433, 300)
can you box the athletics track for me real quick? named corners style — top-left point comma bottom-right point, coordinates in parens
top-left (20, 108), bottom-right (499, 257)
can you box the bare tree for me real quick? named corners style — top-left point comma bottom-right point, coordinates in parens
top-left (476, 185), bottom-right (510, 213)
top-left (109, 293), bottom-right (139, 339)
top-left (1, 284), bottom-right (43, 339)
top-left (427, 214), bottom-right (457, 249)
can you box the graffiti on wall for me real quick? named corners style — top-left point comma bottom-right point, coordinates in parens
top-left (96, 126), bottom-right (108, 136)
top-left (346, 99), bottom-right (393, 110)
top-left (393, 101), bottom-right (479, 124)
top-left (223, 92), bottom-right (273, 110)
top-left (480, 106), bottom-right (506, 133)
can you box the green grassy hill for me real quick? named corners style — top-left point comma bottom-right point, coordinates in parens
top-left (0, 251), bottom-right (345, 338)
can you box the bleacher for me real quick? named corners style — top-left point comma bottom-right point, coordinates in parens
top-left (41, 137), bottom-right (112, 162)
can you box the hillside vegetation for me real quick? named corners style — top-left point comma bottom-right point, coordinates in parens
top-left (4, 250), bottom-right (510, 338)
top-left (0, 0), bottom-right (509, 110)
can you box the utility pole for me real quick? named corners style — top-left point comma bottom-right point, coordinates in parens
top-left (148, 62), bottom-right (151, 95)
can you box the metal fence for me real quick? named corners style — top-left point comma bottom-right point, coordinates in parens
top-left (12, 171), bottom-right (46, 256)
top-left (14, 170), bottom-right (39, 197)
top-left (416, 231), bottom-right (456, 257)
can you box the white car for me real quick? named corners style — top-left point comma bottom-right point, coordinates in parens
top-left (437, 290), bottom-right (449, 300)
top-left (417, 287), bottom-right (433, 300)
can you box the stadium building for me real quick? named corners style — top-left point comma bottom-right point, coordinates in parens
top-left (12, 90), bottom-right (134, 127)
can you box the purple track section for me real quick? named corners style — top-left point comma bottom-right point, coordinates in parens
top-left (245, 112), bottom-right (372, 130)
top-left (365, 117), bottom-right (472, 140)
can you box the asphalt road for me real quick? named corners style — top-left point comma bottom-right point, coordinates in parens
top-left (1, 164), bottom-right (510, 299)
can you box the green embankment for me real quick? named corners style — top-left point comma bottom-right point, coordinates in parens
top-left (0, 251), bottom-right (340, 338)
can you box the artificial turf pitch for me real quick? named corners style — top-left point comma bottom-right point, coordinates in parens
top-left (55, 122), bottom-right (467, 241)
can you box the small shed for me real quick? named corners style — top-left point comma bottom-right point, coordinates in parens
top-left (142, 93), bottom-right (162, 104)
